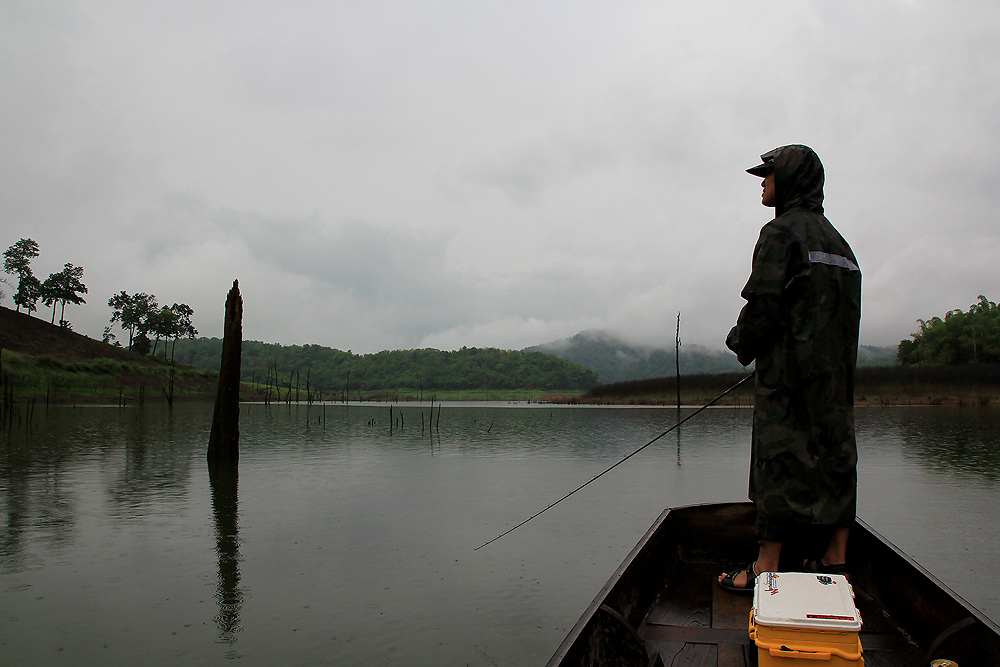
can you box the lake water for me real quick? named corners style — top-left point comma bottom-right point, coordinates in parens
top-left (1, 402), bottom-right (998, 665)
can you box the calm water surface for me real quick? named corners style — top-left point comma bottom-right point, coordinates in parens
top-left (1, 402), bottom-right (998, 665)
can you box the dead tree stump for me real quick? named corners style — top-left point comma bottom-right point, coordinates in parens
top-left (208, 280), bottom-right (243, 462)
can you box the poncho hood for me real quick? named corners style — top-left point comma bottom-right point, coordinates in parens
top-left (767, 144), bottom-right (825, 217)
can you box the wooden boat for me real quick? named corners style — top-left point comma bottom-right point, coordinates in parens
top-left (547, 502), bottom-right (1000, 667)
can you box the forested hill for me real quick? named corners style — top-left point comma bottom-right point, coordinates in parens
top-left (173, 338), bottom-right (599, 394)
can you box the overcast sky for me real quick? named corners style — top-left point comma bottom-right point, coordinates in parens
top-left (3, 1), bottom-right (998, 354)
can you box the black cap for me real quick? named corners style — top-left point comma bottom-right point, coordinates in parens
top-left (746, 147), bottom-right (780, 177)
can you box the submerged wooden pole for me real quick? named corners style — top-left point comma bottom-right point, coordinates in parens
top-left (208, 280), bottom-right (243, 462)
top-left (675, 311), bottom-right (682, 410)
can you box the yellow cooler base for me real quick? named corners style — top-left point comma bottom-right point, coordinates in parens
top-left (750, 616), bottom-right (863, 665)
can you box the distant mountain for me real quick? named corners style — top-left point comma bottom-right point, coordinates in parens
top-left (857, 344), bottom-right (898, 366)
top-left (524, 330), bottom-right (898, 384)
top-left (524, 330), bottom-right (744, 384)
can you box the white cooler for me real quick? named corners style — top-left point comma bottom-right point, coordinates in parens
top-left (749, 571), bottom-right (864, 665)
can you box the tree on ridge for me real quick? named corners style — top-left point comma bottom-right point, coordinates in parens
top-left (108, 291), bottom-right (158, 351)
top-left (41, 263), bottom-right (88, 327)
top-left (3, 238), bottom-right (41, 315)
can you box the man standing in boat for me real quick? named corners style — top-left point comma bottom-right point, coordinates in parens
top-left (719, 144), bottom-right (862, 594)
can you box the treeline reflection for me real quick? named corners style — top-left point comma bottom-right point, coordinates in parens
top-left (863, 407), bottom-right (1000, 481)
top-left (0, 406), bottom-right (192, 568)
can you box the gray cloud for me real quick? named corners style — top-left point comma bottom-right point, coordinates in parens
top-left (3, 1), bottom-right (999, 354)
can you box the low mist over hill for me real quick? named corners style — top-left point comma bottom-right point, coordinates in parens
top-left (524, 330), bottom-right (742, 384)
top-left (525, 330), bottom-right (896, 384)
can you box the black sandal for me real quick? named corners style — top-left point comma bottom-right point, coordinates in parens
top-left (718, 561), bottom-right (758, 595)
top-left (803, 559), bottom-right (849, 576)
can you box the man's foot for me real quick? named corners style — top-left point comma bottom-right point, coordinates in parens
top-left (718, 561), bottom-right (758, 595)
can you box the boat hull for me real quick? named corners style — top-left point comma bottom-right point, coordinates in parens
top-left (547, 502), bottom-right (1000, 667)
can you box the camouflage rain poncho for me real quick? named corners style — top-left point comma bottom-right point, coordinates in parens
top-left (726, 145), bottom-right (862, 540)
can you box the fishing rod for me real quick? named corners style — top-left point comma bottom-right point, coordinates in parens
top-left (474, 371), bottom-right (754, 551)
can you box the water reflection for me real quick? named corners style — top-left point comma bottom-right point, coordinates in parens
top-left (0, 463), bottom-right (31, 572)
top-left (1, 433), bottom-right (78, 572)
top-left (867, 407), bottom-right (1000, 481)
top-left (209, 461), bottom-right (244, 643)
top-left (107, 408), bottom-right (193, 520)
top-left (1, 403), bottom-right (998, 665)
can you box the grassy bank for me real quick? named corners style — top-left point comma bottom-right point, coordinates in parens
top-left (1, 348), bottom-right (221, 404)
top-left (0, 307), bottom-right (234, 404)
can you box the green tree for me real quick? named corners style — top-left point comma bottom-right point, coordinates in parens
top-left (3, 238), bottom-right (41, 314)
top-left (40, 263), bottom-right (88, 327)
top-left (108, 291), bottom-right (158, 351)
top-left (13, 274), bottom-right (42, 315)
top-left (166, 303), bottom-right (198, 362)
top-left (40, 274), bottom-right (61, 324)
top-left (132, 333), bottom-right (152, 355)
top-left (898, 295), bottom-right (1000, 365)
top-left (146, 306), bottom-right (175, 358)
top-left (145, 303), bottom-right (198, 360)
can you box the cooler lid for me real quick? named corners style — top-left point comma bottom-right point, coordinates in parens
top-left (753, 571), bottom-right (862, 631)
